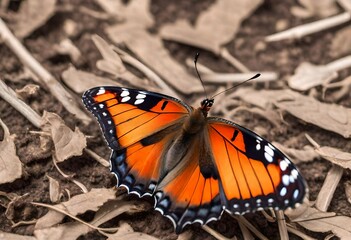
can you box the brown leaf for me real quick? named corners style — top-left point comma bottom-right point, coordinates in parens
top-left (291, 0), bottom-right (339, 18)
top-left (160, 0), bottom-right (263, 54)
top-left (288, 62), bottom-right (338, 91)
top-left (106, 27), bottom-right (202, 94)
top-left (35, 188), bottom-right (116, 230)
top-left (0, 231), bottom-right (36, 240)
top-left (272, 142), bottom-right (318, 164)
top-left (345, 181), bottom-right (351, 205)
top-left (42, 111), bottom-right (87, 163)
top-left (272, 90), bottom-right (351, 138)
top-left (0, 119), bottom-right (23, 184)
top-left (34, 222), bottom-right (90, 240)
top-left (11, 0), bottom-right (57, 38)
top-left (298, 215), bottom-right (351, 239)
top-left (330, 26), bottom-right (351, 58)
top-left (47, 175), bottom-right (61, 203)
top-left (61, 66), bottom-right (118, 94)
top-left (105, 222), bottom-right (159, 240)
top-left (95, 0), bottom-right (154, 27)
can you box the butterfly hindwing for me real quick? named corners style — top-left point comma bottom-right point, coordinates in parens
top-left (83, 87), bottom-right (190, 196)
top-left (207, 117), bottom-right (306, 214)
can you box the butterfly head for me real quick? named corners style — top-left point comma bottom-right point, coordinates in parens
top-left (200, 98), bottom-right (214, 113)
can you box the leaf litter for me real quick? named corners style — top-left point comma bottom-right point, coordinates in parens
top-left (0, 0), bottom-right (351, 239)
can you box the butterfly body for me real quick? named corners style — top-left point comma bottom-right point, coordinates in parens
top-left (83, 86), bottom-right (306, 233)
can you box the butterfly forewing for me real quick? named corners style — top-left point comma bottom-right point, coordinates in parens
top-left (207, 117), bottom-right (306, 213)
top-left (82, 86), bottom-right (190, 196)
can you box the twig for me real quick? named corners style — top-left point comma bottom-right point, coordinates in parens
top-left (0, 18), bottom-right (91, 124)
top-left (315, 164), bottom-right (343, 211)
top-left (286, 223), bottom-right (316, 240)
top-left (0, 79), bottom-right (42, 128)
top-left (231, 214), bottom-right (269, 240)
top-left (265, 12), bottom-right (351, 42)
top-left (326, 55), bottom-right (351, 72)
top-left (275, 210), bottom-right (289, 240)
top-left (202, 225), bottom-right (232, 240)
top-left (220, 48), bottom-right (250, 73)
top-left (84, 148), bottom-right (110, 167)
top-left (31, 202), bottom-right (118, 233)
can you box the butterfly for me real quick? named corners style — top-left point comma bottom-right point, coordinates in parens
top-left (82, 85), bottom-right (306, 233)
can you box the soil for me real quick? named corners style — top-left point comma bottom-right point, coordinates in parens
top-left (0, 0), bottom-right (350, 239)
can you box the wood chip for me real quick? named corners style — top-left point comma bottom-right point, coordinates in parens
top-left (0, 119), bottom-right (23, 184)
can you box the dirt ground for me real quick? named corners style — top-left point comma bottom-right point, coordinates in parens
top-left (0, 0), bottom-right (350, 239)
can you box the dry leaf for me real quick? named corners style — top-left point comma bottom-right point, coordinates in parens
top-left (34, 198), bottom-right (146, 240)
top-left (34, 222), bottom-right (90, 240)
top-left (42, 111), bottom-right (86, 163)
top-left (95, 0), bottom-right (154, 28)
top-left (61, 66), bottom-right (118, 94)
top-left (298, 216), bottom-right (351, 239)
top-left (11, 0), bottom-right (57, 38)
top-left (54, 39), bottom-right (82, 64)
top-left (0, 119), bottom-right (23, 184)
top-left (35, 188), bottom-right (116, 230)
top-left (288, 62), bottom-right (338, 91)
top-left (330, 26), bottom-right (351, 58)
top-left (290, 206), bottom-right (336, 222)
top-left (345, 181), bottom-right (351, 205)
top-left (235, 88), bottom-right (351, 138)
top-left (272, 142), bottom-right (318, 163)
top-left (106, 27), bottom-right (202, 94)
top-left (105, 222), bottom-right (159, 240)
top-left (272, 89), bottom-right (351, 138)
top-left (47, 175), bottom-right (61, 203)
top-left (306, 134), bottom-right (351, 169)
top-left (160, 0), bottom-right (262, 54)
top-left (291, 0), bottom-right (339, 18)
top-left (15, 84), bottom-right (40, 99)
top-left (0, 231), bottom-right (36, 240)
top-left (92, 35), bottom-right (126, 75)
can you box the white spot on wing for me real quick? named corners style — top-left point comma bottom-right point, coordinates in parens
top-left (121, 96), bottom-right (131, 102)
top-left (264, 152), bottom-right (273, 162)
top-left (265, 145), bottom-right (274, 157)
top-left (134, 99), bottom-right (144, 105)
top-left (256, 144), bottom-right (261, 151)
top-left (121, 90), bottom-right (129, 97)
top-left (293, 189), bottom-right (299, 199)
top-left (97, 88), bottom-right (105, 95)
top-left (282, 175), bottom-right (290, 186)
top-left (136, 93), bottom-right (146, 99)
top-left (280, 160), bottom-right (288, 171)
top-left (280, 187), bottom-right (287, 196)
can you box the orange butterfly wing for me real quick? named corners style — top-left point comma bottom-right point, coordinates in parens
top-left (83, 87), bottom-right (189, 196)
top-left (207, 118), bottom-right (306, 213)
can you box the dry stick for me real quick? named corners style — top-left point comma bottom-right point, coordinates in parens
top-left (315, 165), bottom-right (344, 212)
top-left (0, 18), bottom-right (91, 125)
top-left (201, 225), bottom-right (232, 240)
top-left (275, 210), bottom-right (289, 240)
top-left (113, 47), bottom-right (179, 98)
top-left (325, 55), bottom-right (351, 72)
top-left (265, 12), bottom-right (351, 42)
top-left (286, 224), bottom-right (316, 240)
top-left (220, 48), bottom-right (250, 73)
top-left (231, 215), bottom-right (269, 240)
top-left (202, 72), bottom-right (278, 83)
top-left (0, 79), bottom-right (42, 128)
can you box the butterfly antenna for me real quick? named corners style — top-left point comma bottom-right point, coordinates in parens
top-left (211, 73), bottom-right (261, 99)
top-left (194, 53), bottom-right (208, 99)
